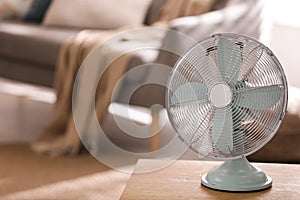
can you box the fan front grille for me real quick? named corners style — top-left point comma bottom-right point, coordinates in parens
top-left (166, 33), bottom-right (288, 159)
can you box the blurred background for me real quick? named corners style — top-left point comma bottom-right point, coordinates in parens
top-left (268, 0), bottom-right (300, 88)
top-left (0, 0), bottom-right (299, 198)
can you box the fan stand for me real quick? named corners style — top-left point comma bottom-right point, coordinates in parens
top-left (201, 156), bottom-right (272, 192)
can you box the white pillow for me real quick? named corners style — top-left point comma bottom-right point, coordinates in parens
top-left (0, 0), bottom-right (32, 19)
top-left (43, 0), bottom-right (152, 29)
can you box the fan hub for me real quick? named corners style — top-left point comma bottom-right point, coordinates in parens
top-left (209, 83), bottom-right (232, 108)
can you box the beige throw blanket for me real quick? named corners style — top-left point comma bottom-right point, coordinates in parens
top-left (31, 29), bottom-right (127, 155)
top-left (32, 28), bottom-right (165, 155)
top-left (153, 0), bottom-right (216, 24)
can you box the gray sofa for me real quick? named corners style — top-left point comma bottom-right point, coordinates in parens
top-left (0, 0), bottom-right (266, 92)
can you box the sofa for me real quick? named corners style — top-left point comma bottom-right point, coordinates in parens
top-left (0, 0), bottom-right (267, 106)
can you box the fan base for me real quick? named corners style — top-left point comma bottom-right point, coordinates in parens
top-left (201, 156), bottom-right (272, 192)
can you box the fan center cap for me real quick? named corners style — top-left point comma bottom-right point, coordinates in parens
top-left (209, 83), bottom-right (232, 108)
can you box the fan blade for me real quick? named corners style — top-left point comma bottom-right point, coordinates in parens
top-left (170, 82), bottom-right (208, 106)
top-left (217, 38), bottom-right (242, 85)
top-left (182, 43), bottom-right (222, 86)
top-left (189, 108), bottom-right (214, 158)
top-left (173, 103), bottom-right (211, 144)
top-left (198, 132), bottom-right (213, 159)
top-left (212, 108), bottom-right (234, 154)
top-left (240, 45), bottom-right (263, 82)
top-left (236, 84), bottom-right (283, 110)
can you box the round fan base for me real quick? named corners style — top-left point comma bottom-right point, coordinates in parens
top-left (201, 156), bottom-right (272, 192)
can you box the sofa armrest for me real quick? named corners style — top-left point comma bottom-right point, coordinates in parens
top-left (168, 0), bottom-right (268, 42)
top-left (156, 0), bottom-right (270, 70)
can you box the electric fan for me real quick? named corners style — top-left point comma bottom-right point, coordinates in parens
top-left (166, 33), bottom-right (288, 192)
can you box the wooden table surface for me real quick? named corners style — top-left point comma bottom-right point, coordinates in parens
top-left (121, 159), bottom-right (300, 200)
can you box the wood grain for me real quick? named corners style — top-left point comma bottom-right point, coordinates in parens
top-left (121, 159), bottom-right (300, 200)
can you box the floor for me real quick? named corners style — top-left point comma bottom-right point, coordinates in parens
top-left (0, 143), bottom-right (130, 200)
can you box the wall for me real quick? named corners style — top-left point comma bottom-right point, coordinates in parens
top-left (269, 24), bottom-right (300, 88)
top-left (268, 0), bottom-right (300, 88)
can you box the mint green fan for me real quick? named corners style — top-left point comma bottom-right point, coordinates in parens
top-left (166, 33), bottom-right (288, 192)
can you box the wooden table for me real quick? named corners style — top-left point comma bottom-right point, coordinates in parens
top-left (121, 159), bottom-right (300, 200)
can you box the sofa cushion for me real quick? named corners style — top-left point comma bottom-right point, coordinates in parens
top-left (42, 0), bottom-right (152, 29)
top-left (22, 0), bottom-right (52, 23)
top-left (0, 21), bottom-right (79, 69)
top-left (0, 0), bottom-right (33, 20)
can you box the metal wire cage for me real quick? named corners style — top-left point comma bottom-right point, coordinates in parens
top-left (166, 33), bottom-right (288, 160)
